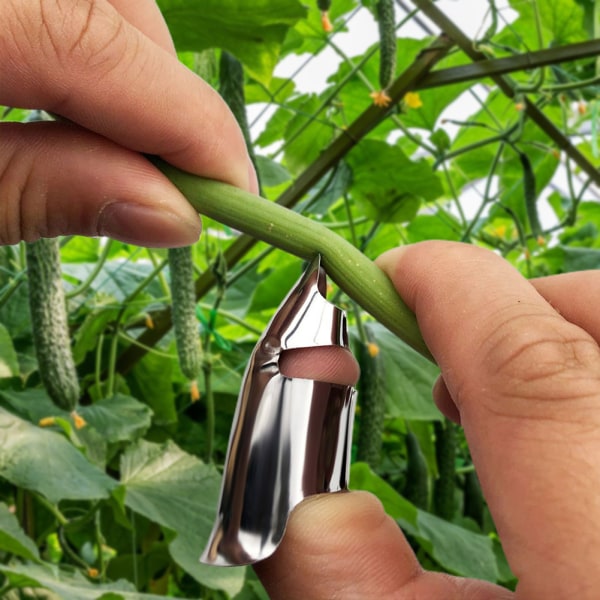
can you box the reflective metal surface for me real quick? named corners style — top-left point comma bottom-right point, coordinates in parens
top-left (201, 255), bottom-right (356, 566)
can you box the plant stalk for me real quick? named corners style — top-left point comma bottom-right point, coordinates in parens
top-left (154, 160), bottom-right (431, 361)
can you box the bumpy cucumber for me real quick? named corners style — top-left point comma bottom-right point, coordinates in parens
top-left (376, 0), bottom-right (396, 90)
top-left (26, 237), bottom-right (80, 410)
top-left (403, 430), bottom-right (429, 510)
top-left (433, 418), bottom-right (457, 520)
top-left (219, 51), bottom-right (260, 190)
top-left (356, 339), bottom-right (385, 468)
top-left (168, 246), bottom-right (202, 381)
top-left (463, 469), bottom-right (485, 527)
top-left (519, 152), bottom-right (541, 238)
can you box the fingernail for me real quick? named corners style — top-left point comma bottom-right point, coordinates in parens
top-left (98, 202), bottom-right (201, 247)
top-left (248, 159), bottom-right (260, 196)
top-left (374, 245), bottom-right (409, 276)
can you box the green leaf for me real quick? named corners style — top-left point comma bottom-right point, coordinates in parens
top-left (0, 323), bottom-right (19, 378)
top-left (299, 161), bottom-right (353, 217)
top-left (0, 563), bottom-right (168, 600)
top-left (0, 388), bottom-right (67, 423)
top-left (347, 140), bottom-right (443, 222)
top-left (282, 94), bottom-right (335, 174)
top-left (255, 156), bottom-right (292, 188)
top-left (77, 394), bottom-right (153, 444)
top-left (362, 323), bottom-right (441, 421)
top-left (350, 462), bottom-right (418, 528)
top-left (536, 246), bottom-right (600, 272)
top-left (505, 0), bottom-right (587, 46)
top-left (0, 502), bottom-right (40, 561)
top-left (351, 464), bottom-right (499, 581)
top-left (0, 407), bottom-right (116, 503)
top-left (127, 352), bottom-right (177, 427)
top-left (284, 0), bottom-right (358, 55)
top-left (406, 212), bottom-right (462, 242)
top-left (157, 0), bottom-right (307, 84)
top-left (250, 260), bottom-right (302, 313)
top-left (415, 511), bottom-right (499, 581)
top-left (60, 237), bottom-right (100, 263)
top-left (120, 440), bottom-right (245, 595)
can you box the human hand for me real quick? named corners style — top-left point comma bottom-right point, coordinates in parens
top-left (255, 241), bottom-right (600, 599)
top-left (0, 0), bottom-right (257, 246)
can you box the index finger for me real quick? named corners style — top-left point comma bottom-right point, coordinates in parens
top-left (377, 241), bottom-right (600, 599)
top-left (0, 0), bottom-right (256, 192)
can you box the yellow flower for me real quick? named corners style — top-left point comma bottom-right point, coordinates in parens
top-left (492, 224), bottom-right (507, 238)
top-left (369, 90), bottom-right (392, 107)
top-left (514, 101), bottom-right (525, 111)
top-left (39, 416), bottom-right (56, 427)
top-left (145, 313), bottom-right (154, 329)
top-left (320, 11), bottom-right (333, 33)
top-left (403, 91), bottom-right (423, 109)
top-left (190, 380), bottom-right (201, 402)
top-left (366, 342), bottom-right (380, 358)
top-left (71, 411), bottom-right (87, 430)
top-left (87, 568), bottom-right (99, 578)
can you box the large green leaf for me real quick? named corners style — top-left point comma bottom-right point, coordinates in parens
top-left (0, 502), bottom-right (40, 561)
top-left (0, 563), bottom-right (168, 600)
top-left (347, 140), bottom-right (443, 222)
top-left (79, 395), bottom-right (153, 444)
top-left (0, 323), bottom-right (19, 378)
top-left (127, 352), bottom-right (177, 427)
top-left (536, 246), bottom-right (600, 272)
top-left (0, 407), bottom-right (116, 503)
top-left (351, 464), bottom-right (499, 581)
top-left (120, 440), bottom-right (245, 596)
top-left (350, 462), bottom-right (418, 528)
top-left (504, 0), bottom-right (587, 47)
top-left (415, 511), bottom-right (499, 581)
top-left (284, 0), bottom-right (358, 55)
top-left (157, 0), bottom-right (306, 84)
top-left (362, 323), bottom-right (441, 421)
top-left (282, 94), bottom-right (336, 174)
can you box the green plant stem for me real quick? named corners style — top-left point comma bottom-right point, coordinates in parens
top-left (147, 248), bottom-right (171, 300)
top-left (95, 333), bottom-right (104, 397)
top-left (202, 358), bottom-right (215, 463)
top-left (65, 240), bottom-right (113, 299)
top-left (197, 303), bottom-right (262, 336)
top-left (107, 258), bottom-right (169, 394)
top-left (155, 160), bottom-right (431, 361)
top-left (95, 511), bottom-right (105, 580)
top-left (0, 270), bottom-right (26, 309)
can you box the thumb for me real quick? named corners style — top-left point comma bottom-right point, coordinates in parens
top-left (254, 492), bottom-right (511, 600)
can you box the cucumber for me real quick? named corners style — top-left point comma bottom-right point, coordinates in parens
top-left (26, 237), bottom-right (80, 410)
top-left (463, 469), bottom-right (485, 527)
top-left (519, 151), bottom-right (541, 238)
top-left (356, 339), bottom-right (385, 468)
top-left (168, 246), bottom-right (202, 381)
top-left (403, 430), bottom-right (429, 510)
top-left (375, 0), bottom-right (396, 91)
top-left (219, 50), bottom-right (260, 192)
top-left (433, 418), bottom-right (457, 520)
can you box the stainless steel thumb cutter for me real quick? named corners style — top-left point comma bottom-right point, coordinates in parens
top-left (201, 255), bottom-right (357, 566)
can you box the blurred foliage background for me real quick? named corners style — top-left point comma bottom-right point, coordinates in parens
top-left (1, 0), bottom-right (600, 597)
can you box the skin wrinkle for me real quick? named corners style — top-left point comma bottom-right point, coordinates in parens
top-left (475, 306), bottom-right (600, 404)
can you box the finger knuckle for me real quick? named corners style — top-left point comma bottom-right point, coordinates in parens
top-left (477, 309), bottom-right (600, 418)
top-left (38, 0), bottom-right (129, 78)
